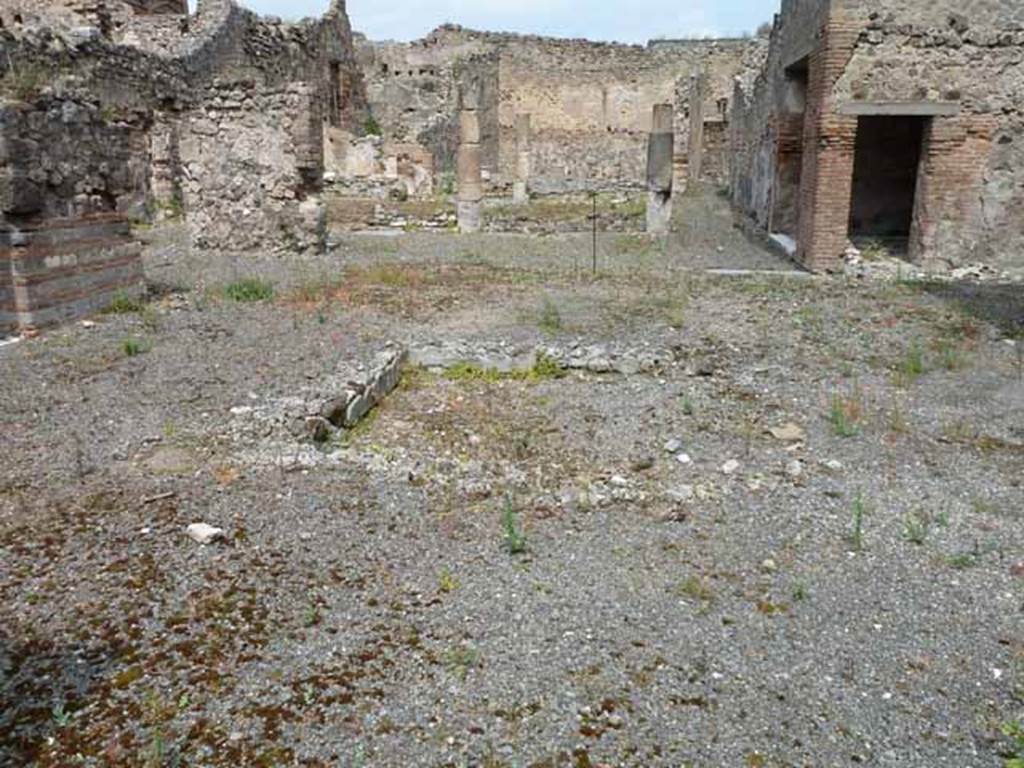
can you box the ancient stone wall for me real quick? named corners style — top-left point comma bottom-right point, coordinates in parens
top-left (0, 94), bottom-right (145, 332)
top-left (494, 36), bottom-right (755, 193)
top-left (832, 1), bottom-right (1024, 270)
top-left (0, 0), bottom-right (366, 331)
top-left (729, 0), bottom-right (1024, 272)
top-left (355, 26), bottom-right (762, 197)
top-left (168, 82), bottom-right (327, 253)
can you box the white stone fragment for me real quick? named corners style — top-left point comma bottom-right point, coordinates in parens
top-left (186, 523), bottom-right (225, 545)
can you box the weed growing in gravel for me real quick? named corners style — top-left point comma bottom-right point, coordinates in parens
top-left (850, 492), bottom-right (867, 551)
top-left (399, 365), bottom-right (436, 390)
top-left (51, 702), bottom-right (72, 728)
top-left (223, 278), bottom-right (275, 303)
top-left (445, 361), bottom-right (504, 383)
top-left (141, 729), bottom-right (174, 768)
top-left (291, 273), bottom-right (345, 304)
top-left (681, 395), bottom-right (695, 416)
top-left (829, 386), bottom-right (863, 438)
top-left (791, 582), bottom-right (809, 602)
top-left (438, 567), bottom-right (459, 594)
top-left (897, 340), bottom-right (926, 384)
top-left (903, 512), bottom-right (930, 545)
top-left (1001, 721), bottom-right (1024, 768)
top-left (942, 418), bottom-right (979, 444)
top-left (947, 551), bottom-right (979, 570)
top-left (538, 296), bottom-right (563, 334)
top-left (936, 340), bottom-right (967, 371)
top-left (445, 643), bottom-right (481, 680)
top-left (614, 234), bottom-right (652, 254)
top-left (301, 683), bottom-right (317, 707)
top-left (887, 404), bottom-right (910, 435)
top-left (675, 576), bottom-right (715, 607)
top-left (363, 264), bottom-right (413, 287)
top-left (122, 337), bottom-right (150, 357)
top-left (341, 408), bottom-right (379, 446)
top-left (444, 355), bottom-right (565, 384)
top-left (303, 602), bottom-right (321, 627)
top-left (528, 352), bottom-right (566, 381)
top-left (971, 496), bottom-right (1000, 517)
top-left (502, 495), bottom-right (527, 555)
top-left (104, 291), bottom-right (145, 314)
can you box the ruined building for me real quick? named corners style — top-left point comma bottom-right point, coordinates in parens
top-left (333, 27), bottom-right (767, 202)
top-left (2, 0), bottom-right (1022, 334)
top-left (0, 0), bottom-right (365, 334)
top-left (731, 0), bottom-right (1024, 272)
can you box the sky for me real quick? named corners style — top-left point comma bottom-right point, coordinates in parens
top-left (191, 1), bottom-right (781, 43)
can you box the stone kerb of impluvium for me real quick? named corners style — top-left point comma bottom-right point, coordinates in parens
top-left (299, 345), bottom-right (408, 443)
top-left (645, 102), bottom-right (675, 235)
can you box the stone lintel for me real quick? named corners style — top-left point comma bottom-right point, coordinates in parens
top-left (838, 101), bottom-right (960, 117)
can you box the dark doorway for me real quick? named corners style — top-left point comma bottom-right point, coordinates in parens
top-left (770, 57), bottom-right (808, 239)
top-left (848, 116), bottom-right (925, 249)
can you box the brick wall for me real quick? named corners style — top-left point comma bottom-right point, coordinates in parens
top-left (910, 115), bottom-right (997, 268)
top-left (794, 12), bottom-right (859, 271)
top-left (2, 215), bottom-right (144, 331)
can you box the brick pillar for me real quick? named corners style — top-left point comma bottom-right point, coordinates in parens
top-left (910, 115), bottom-right (995, 269)
top-left (512, 113), bottom-right (531, 205)
top-left (794, 14), bottom-right (860, 272)
top-left (646, 104), bottom-right (675, 235)
top-left (687, 74), bottom-right (705, 185)
top-left (2, 214), bottom-right (144, 332)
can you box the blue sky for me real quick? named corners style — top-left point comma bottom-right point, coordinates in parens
top-left (199, 1), bottom-right (781, 43)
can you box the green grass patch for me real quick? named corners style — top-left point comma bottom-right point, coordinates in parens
top-left (1002, 721), bottom-right (1024, 768)
top-left (223, 279), bottom-right (275, 303)
top-left (443, 353), bottom-right (566, 384)
top-left (104, 291), bottom-right (145, 315)
top-left (502, 494), bottom-right (527, 555)
top-left (829, 386), bottom-right (863, 438)
top-left (537, 296), bottom-right (563, 334)
top-left (121, 337), bottom-right (150, 357)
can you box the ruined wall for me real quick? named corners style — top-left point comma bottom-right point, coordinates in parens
top-left (494, 35), bottom-right (755, 193)
top-left (0, 95), bottom-right (145, 332)
top-left (166, 82), bottom-right (326, 253)
top-left (730, 0), bottom-right (833, 233)
top-left (0, 0), bottom-right (366, 331)
top-left (356, 26), bottom-right (760, 197)
top-left (830, 0), bottom-right (1024, 270)
top-left (730, 0), bottom-right (1024, 272)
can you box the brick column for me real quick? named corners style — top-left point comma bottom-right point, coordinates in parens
top-left (794, 14), bottom-right (860, 272)
top-left (512, 113), bottom-right (531, 205)
top-left (457, 104), bottom-right (483, 233)
top-left (646, 103), bottom-right (675, 235)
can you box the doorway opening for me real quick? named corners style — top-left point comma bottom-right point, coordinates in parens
top-left (848, 115), bottom-right (926, 255)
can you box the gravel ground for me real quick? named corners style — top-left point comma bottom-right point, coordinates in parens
top-left (2, 192), bottom-right (1023, 767)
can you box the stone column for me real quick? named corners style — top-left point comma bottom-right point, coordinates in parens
top-left (457, 103), bottom-right (483, 233)
top-left (646, 103), bottom-right (675, 235)
top-left (687, 74), bottom-right (705, 185)
top-left (512, 113), bottom-right (531, 204)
